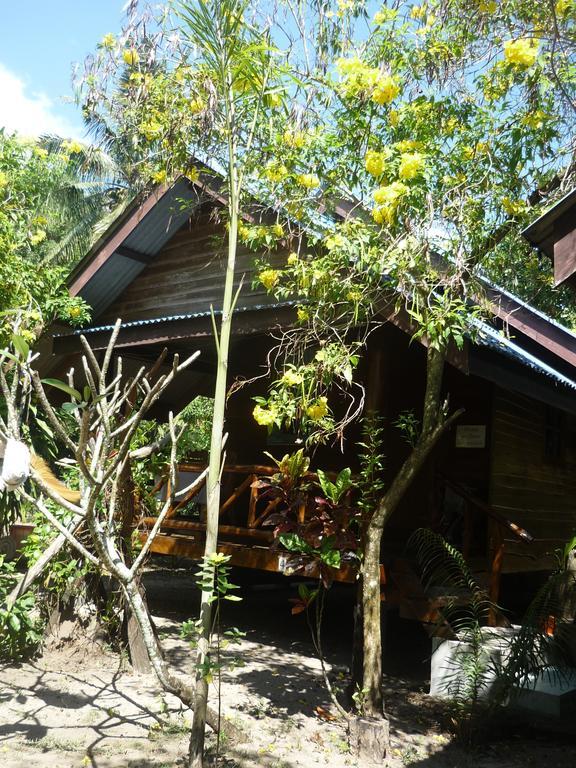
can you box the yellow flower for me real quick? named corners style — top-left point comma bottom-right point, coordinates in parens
top-left (462, 145), bottom-right (475, 161)
top-left (306, 397), bottom-right (328, 422)
top-left (478, 0), bottom-right (497, 11)
top-left (267, 92), bottom-right (282, 108)
top-left (140, 119), bottom-right (163, 140)
top-left (253, 405), bottom-right (276, 427)
top-left (373, 181), bottom-right (409, 205)
top-left (373, 11), bottom-right (388, 25)
top-left (555, 0), bottom-right (573, 16)
top-left (398, 152), bottom-right (425, 180)
top-left (68, 306), bottom-right (82, 320)
top-left (297, 307), bottom-right (309, 322)
top-left (347, 290), bottom-right (363, 302)
top-left (238, 222), bottom-right (250, 240)
top-left (521, 109), bottom-right (548, 130)
top-left (394, 139), bottom-right (421, 152)
top-left (296, 173), bottom-right (320, 189)
top-left (189, 97), bottom-right (205, 114)
top-left (336, 57), bottom-right (380, 97)
top-left (282, 369), bottom-right (303, 387)
top-left (0, 171), bottom-right (8, 189)
top-left (62, 139), bottom-right (83, 154)
top-left (503, 38), bottom-right (539, 68)
top-left (287, 252), bottom-right (299, 265)
top-left (501, 197), bottom-right (526, 216)
top-left (325, 233), bottom-right (345, 250)
top-left (33, 146), bottom-right (48, 159)
top-left (372, 204), bottom-right (395, 225)
top-left (411, 4), bottom-right (427, 20)
top-left (258, 269), bottom-right (280, 290)
top-left (264, 161), bottom-right (289, 182)
top-left (100, 33), bottom-right (116, 50)
top-left (122, 48), bottom-right (140, 67)
top-left (283, 130), bottom-right (308, 149)
top-left (151, 169), bottom-right (168, 184)
top-left (272, 223), bottom-right (284, 238)
top-left (388, 109), bottom-right (400, 127)
top-left (30, 230), bottom-right (47, 246)
top-left (444, 117), bottom-right (458, 135)
top-left (365, 149), bottom-right (389, 178)
top-left (372, 74), bottom-right (400, 105)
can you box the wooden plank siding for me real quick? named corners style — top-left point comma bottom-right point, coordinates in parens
top-left (490, 388), bottom-right (576, 571)
top-left (101, 208), bottom-right (287, 323)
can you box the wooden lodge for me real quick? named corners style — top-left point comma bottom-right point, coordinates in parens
top-left (46, 177), bottom-right (576, 619)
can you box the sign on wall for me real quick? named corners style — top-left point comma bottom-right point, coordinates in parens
top-left (455, 425), bottom-right (486, 449)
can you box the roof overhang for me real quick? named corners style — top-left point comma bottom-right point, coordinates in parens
top-left (522, 188), bottom-right (576, 287)
top-left (53, 303), bottom-right (297, 354)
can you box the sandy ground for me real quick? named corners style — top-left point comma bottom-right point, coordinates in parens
top-left (1, 567), bottom-right (576, 768)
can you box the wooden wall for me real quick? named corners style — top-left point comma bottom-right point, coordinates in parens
top-left (490, 388), bottom-right (576, 572)
top-left (101, 205), bottom-right (285, 323)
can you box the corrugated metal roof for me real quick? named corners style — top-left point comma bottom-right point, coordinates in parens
top-left (473, 318), bottom-right (576, 391)
top-left (55, 300), bottom-right (297, 337)
top-left (69, 163), bottom-right (576, 397)
top-left (79, 178), bottom-right (201, 316)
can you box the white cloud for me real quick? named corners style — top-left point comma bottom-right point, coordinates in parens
top-left (0, 62), bottom-right (82, 139)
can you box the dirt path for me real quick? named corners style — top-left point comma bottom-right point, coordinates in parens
top-left (1, 568), bottom-right (575, 767)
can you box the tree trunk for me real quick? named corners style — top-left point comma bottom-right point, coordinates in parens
top-left (360, 346), bottom-right (461, 722)
top-left (349, 716), bottom-right (389, 765)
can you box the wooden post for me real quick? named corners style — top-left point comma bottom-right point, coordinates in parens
top-left (247, 475), bottom-right (258, 527)
top-left (488, 522), bottom-right (505, 626)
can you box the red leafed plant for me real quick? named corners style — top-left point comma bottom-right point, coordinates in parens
top-left (252, 449), bottom-right (361, 588)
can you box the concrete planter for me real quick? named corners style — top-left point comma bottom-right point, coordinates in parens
top-left (430, 627), bottom-right (519, 700)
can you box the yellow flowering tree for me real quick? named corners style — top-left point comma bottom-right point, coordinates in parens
top-left (0, 133), bottom-right (92, 343)
top-left (250, 0), bottom-right (576, 743)
top-left (77, 0), bottom-right (575, 759)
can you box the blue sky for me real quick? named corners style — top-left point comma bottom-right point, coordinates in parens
top-left (0, 1), bottom-right (128, 138)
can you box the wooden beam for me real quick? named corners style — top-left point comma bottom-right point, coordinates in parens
top-left (117, 245), bottom-right (155, 264)
top-left (141, 517), bottom-right (274, 542)
top-left (487, 286), bottom-right (576, 369)
top-left (554, 228), bottom-right (576, 287)
top-left (142, 532), bottom-right (359, 582)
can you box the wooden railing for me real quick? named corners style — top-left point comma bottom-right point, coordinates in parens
top-left (438, 473), bottom-right (534, 623)
top-left (141, 462), bottom-right (300, 548)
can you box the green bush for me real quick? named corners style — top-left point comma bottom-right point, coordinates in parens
top-left (0, 555), bottom-right (43, 661)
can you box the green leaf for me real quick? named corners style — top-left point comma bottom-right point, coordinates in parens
top-left (7, 612), bottom-right (21, 632)
top-left (41, 378), bottom-right (82, 401)
top-left (278, 532), bottom-right (313, 554)
top-left (320, 548), bottom-right (341, 569)
top-left (11, 334), bottom-right (29, 360)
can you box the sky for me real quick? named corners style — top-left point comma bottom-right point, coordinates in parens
top-left (0, 1), bottom-right (129, 139)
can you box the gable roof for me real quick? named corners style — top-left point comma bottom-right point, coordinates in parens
top-left (68, 177), bottom-right (202, 317)
top-left (57, 176), bottom-right (576, 410)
